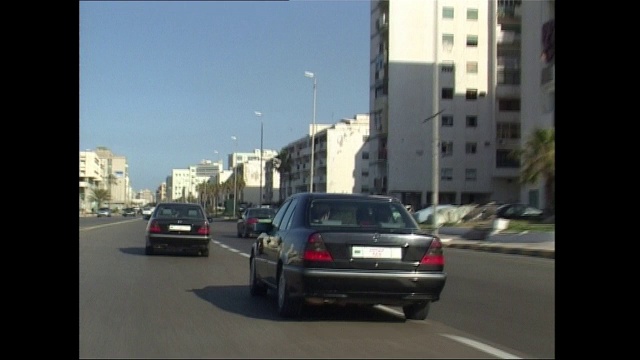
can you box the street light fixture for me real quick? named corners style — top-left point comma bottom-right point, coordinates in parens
top-left (304, 71), bottom-right (317, 193)
top-left (255, 111), bottom-right (263, 206)
top-left (231, 135), bottom-right (238, 217)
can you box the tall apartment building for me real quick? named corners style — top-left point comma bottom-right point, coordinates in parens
top-left (80, 147), bottom-right (133, 210)
top-left (369, 0), bottom-right (554, 211)
top-left (79, 150), bottom-right (102, 213)
top-left (278, 114), bottom-right (370, 199)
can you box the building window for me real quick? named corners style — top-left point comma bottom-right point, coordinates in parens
top-left (441, 141), bottom-right (453, 157)
top-left (467, 8), bottom-right (478, 20)
top-left (465, 169), bottom-right (477, 181)
top-left (466, 35), bottom-right (478, 47)
top-left (442, 34), bottom-right (454, 52)
top-left (466, 116), bottom-right (478, 127)
top-left (466, 61), bottom-right (478, 74)
top-left (442, 115), bottom-right (453, 127)
top-left (465, 142), bottom-right (477, 154)
top-left (362, 170), bottom-right (369, 177)
top-left (496, 149), bottom-right (520, 168)
top-left (498, 98), bottom-right (520, 111)
top-left (441, 61), bottom-right (454, 72)
top-left (443, 7), bottom-right (454, 19)
top-left (496, 122), bottom-right (521, 140)
top-left (441, 168), bottom-right (453, 181)
top-left (466, 89), bottom-right (478, 100)
top-left (362, 152), bottom-right (369, 160)
top-left (442, 87), bottom-right (454, 99)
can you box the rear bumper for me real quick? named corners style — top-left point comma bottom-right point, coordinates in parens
top-left (146, 234), bottom-right (210, 251)
top-left (284, 266), bottom-right (447, 305)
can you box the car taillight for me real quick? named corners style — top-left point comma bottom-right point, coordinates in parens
top-left (246, 218), bottom-right (259, 225)
top-left (303, 233), bottom-right (333, 262)
top-left (420, 237), bottom-right (445, 266)
top-left (197, 222), bottom-right (210, 235)
top-left (148, 220), bottom-right (162, 233)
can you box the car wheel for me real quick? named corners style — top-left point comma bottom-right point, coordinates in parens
top-left (277, 270), bottom-right (302, 318)
top-left (402, 301), bottom-right (430, 320)
top-left (201, 248), bottom-right (209, 257)
top-left (145, 246), bottom-right (154, 256)
top-left (249, 256), bottom-right (267, 297)
top-left (237, 226), bottom-right (242, 238)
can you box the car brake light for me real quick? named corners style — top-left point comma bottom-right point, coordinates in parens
top-left (303, 233), bottom-right (333, 262)
top-left (197, 222), bottom-right (210, 235)
top-left (246, 218), bottom-right (259, 225)
top-left (148, 220), bottom-right (162, 233)
top-left (420, 237), bottom-right (445, 266)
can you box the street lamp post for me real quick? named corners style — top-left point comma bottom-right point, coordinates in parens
top-left (304, 71), bottom-right (317, 193)
top-left (231, 135), bottom-right (238, 217)
top-left (255, 111), bottom-right (263, 206)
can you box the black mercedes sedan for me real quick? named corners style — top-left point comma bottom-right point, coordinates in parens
top-left (144, 202), bottom-right (213, 257)
top-left (249, 193), bottom-right (447, 320)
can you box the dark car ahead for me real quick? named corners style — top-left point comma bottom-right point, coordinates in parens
top-left (237, 207), bottom-right (277, 238)
top-left (144, 202), bottom-right (213, 257)
top-left (249, 193), bottom-right (447, 320)
top-left (122, 207), bottom-right (137, 217)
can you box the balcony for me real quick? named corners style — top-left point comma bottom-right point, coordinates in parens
top-left (541, 64), bottom-right (554, 91)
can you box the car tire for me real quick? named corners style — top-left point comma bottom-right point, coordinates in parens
top-left (201, 248), bottom-right (209, 257)
top-left (145, 246), bottom-right (154, 256)
top-left (277, 270), bottom-right (302, 318)
top-left (403, 301), bottom-right (430, 320)
top-left (249, 256), bottom-right (267, 297)
top-left (237, 226), bottom-right (242, 238)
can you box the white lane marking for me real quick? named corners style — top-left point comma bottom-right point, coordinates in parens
top-left (210, 239), bottom-right (524, 359)
top-left (79, 218), bottom-right (141, 231)
top-left (441, 334), bottom-right (522, 359)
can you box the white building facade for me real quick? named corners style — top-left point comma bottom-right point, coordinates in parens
top-left (369, 0), bottom-right (553, 211)
top-left (278, 114), bottom-right (370, 200)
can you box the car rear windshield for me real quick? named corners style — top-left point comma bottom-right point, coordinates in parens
top-left (248, 209), bottom-right (276, 218)
top-left (155, 205), bottom-right (203, 219)
top-left (308, 199), bottom-right (418, 229)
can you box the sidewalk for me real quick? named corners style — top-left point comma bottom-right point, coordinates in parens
top-left (438, 228), bottom-right (555, 259)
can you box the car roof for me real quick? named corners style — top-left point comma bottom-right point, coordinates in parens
top-left (287, 192), bottom-right (400, 203)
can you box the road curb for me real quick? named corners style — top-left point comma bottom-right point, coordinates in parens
top-left (442, 242), bottom-right (555, 259)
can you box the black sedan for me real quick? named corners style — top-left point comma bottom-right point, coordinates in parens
top-left (144, 202), bottom-right (213, 257)
top-left (237, 207), bottom-right (277, 238)
top-left (249, 193), bottom-right (447, 320)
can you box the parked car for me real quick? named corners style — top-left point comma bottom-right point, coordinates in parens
top-left (144, 202), bottom-right (213, 257)
top-left (495, 203), bottom-right (544, 221)
top-left (122, 207), bottom-right (137, 217)
top-left (237, 207), bottom-right (277, 238)
top-left (412, 204), bottom-right (457, 224)
top-left (249, 193), bottom-right (447, 320)
top-left (96, 207), bottom-right (111, 217)
top-left (141, 206), bottom-right (155, 220)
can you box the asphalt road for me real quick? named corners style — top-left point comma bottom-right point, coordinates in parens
top-left (79, 217), bottom-right (554, 358)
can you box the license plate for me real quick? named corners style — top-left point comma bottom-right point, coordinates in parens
top-left (351, 246), bottom-right (402, 259)
top-left (169, 224), bottom-right (191, 231)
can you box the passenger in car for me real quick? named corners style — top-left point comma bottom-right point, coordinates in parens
top-left (311, 204), bottom-right (332, 223)
top-left (356, 207), bottom-right (375, 226)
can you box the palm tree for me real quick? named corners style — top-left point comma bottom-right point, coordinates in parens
top-left (88, 188), bottom-right (111, 211)
top-left (274, 149), bottom-right (293, 202)
top-left (511, 128), bottom-right (555, 215)
top-left (105, 173), bottom-right (118, 205)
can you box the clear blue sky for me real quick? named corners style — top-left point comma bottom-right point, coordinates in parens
top-left (79, 0), bottom-right (371, 192)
